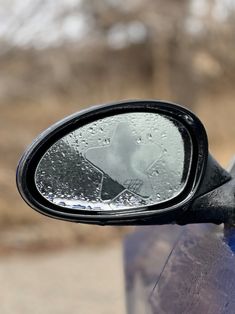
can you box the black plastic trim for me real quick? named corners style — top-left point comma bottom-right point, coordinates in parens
top-left (16, 100), bottom-right (209, 225)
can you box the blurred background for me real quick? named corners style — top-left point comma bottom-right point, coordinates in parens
top-left (0, 0), bottom-right (235, 313)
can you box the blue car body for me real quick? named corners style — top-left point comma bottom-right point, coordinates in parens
top-left (124, 160), bottom-right (235, 314)
top-left (124, 223), bottom-right (235, 313)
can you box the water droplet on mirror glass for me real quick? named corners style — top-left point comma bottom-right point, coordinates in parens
top-left (89, 127), bottom-right (95, 134)
top-left (136, 137), bottom-right (142, 144)
top-left (161, 132), bottom-right (167, 139)
top-left (103, 138), bottom-right (110, 145)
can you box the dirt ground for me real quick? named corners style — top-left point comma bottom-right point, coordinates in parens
top-left (0, 242), bottom-right (126, 314)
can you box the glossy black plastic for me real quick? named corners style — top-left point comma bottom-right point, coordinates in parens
top-left (16, 100), bottom-right (230, 225)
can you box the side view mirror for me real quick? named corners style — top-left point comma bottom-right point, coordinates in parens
top-left (16, 100), bottom-right (234, 225)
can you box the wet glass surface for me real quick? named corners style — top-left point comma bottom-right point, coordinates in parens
top-left (35, 112), bottom-right (192, 211)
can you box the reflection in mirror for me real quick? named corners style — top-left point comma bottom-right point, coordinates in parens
top-left (35, 112), bottom-right (192, 211)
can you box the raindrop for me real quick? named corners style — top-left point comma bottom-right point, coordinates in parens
top-left (155, 169), bottom-right (159, 175)
top-left (103, 138), bottom-right (110, 145)
top-left (161, 132), bottom-right (167, 139)
top-left (89, 127), bottom-right (95, 134)
top-left (136, 137), bottom-right (142, 144)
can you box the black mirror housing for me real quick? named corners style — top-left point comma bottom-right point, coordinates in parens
top-left (16, 100), bottom-right (232, 225)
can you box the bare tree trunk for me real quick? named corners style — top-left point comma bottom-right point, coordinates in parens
top-left (151, 39), bottom-right (171, 100)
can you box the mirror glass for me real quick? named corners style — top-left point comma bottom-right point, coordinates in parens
top-left (35, 112), bottom-right (192, 211)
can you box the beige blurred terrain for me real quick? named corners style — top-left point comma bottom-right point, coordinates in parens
top-left (0, 242), bottom-right (125, 314)
top-left (0, 1), bottom-right (235, 312)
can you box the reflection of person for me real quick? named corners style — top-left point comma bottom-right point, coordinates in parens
top-left (86, 122), bottom-right (163, 199)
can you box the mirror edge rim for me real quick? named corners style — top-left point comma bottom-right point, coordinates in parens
top-left (16, 99), bottom-right (208, 225)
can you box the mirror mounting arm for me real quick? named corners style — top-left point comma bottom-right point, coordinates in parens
top-left (176, 166), bottom-right (235, 225)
